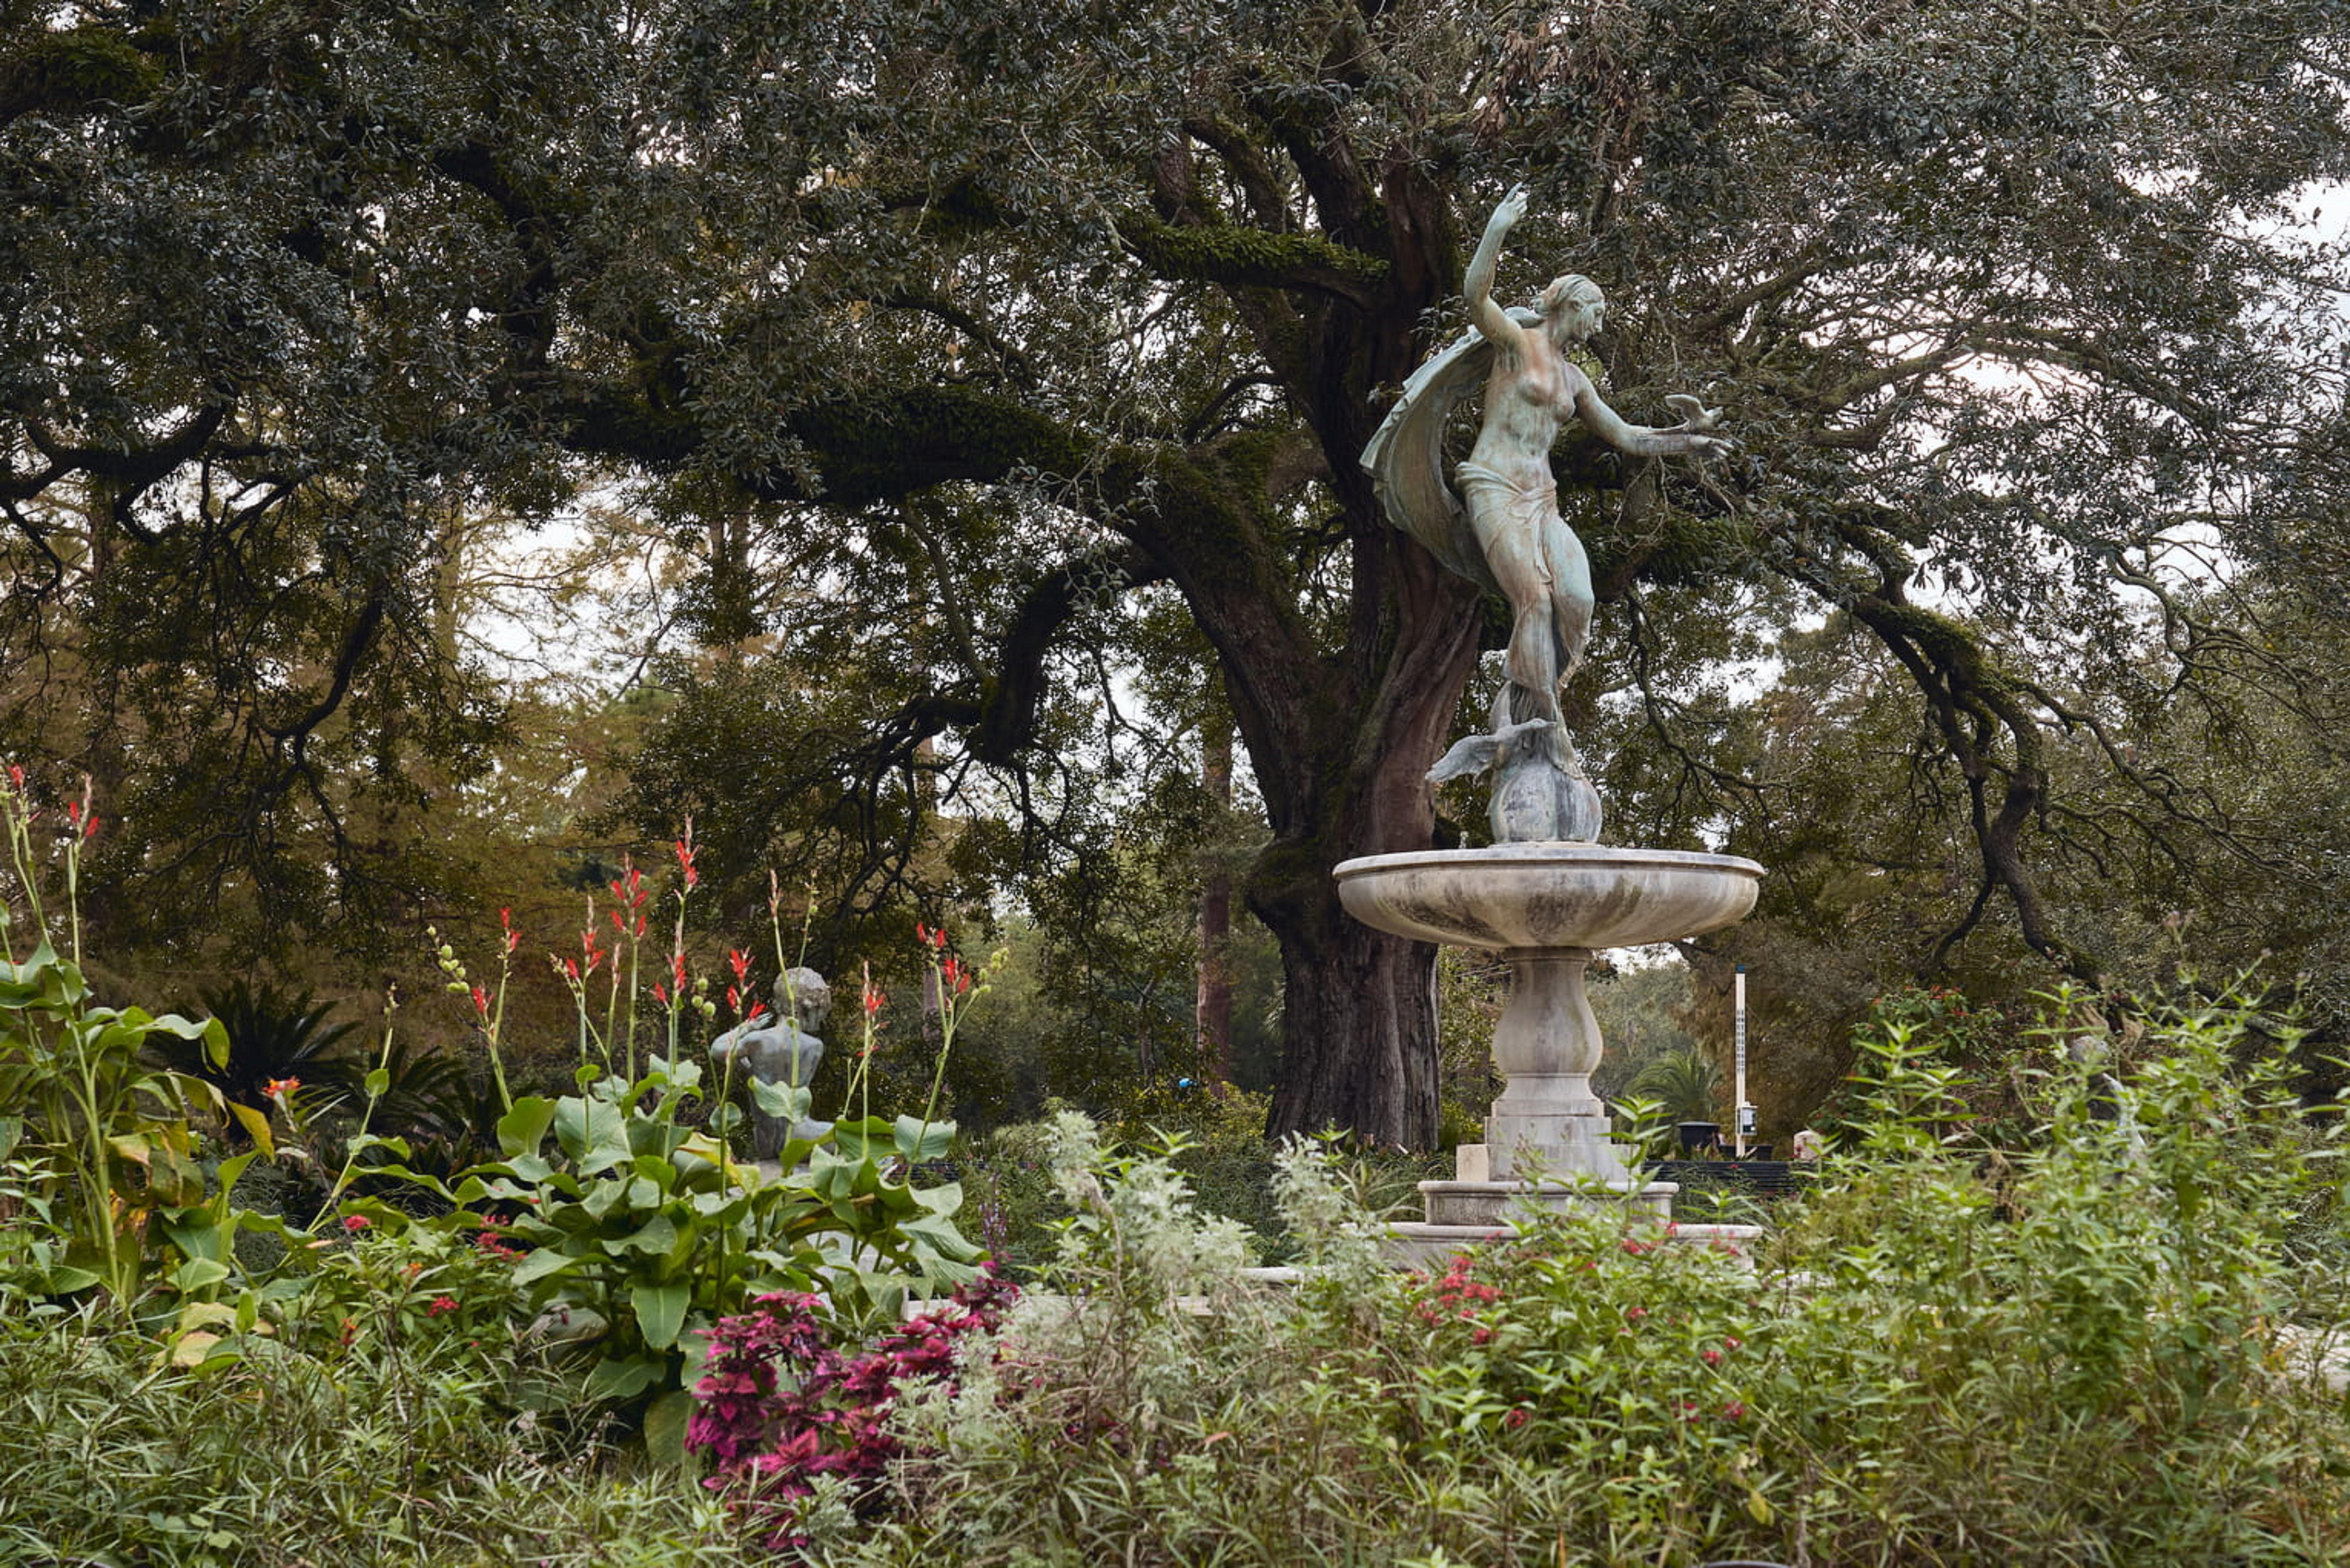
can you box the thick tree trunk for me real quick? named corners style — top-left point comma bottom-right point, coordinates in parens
top-left (1265, 891), bottom-right (1442, 1147)
top-left (1255, 535), bottom-right (1483, 1147)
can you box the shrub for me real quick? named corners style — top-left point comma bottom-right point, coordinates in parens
top-left (820, 985), bottom-right (2350, 1566)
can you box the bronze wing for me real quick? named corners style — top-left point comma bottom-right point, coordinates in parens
top-left (1357, 307), bottom-right (1540, 601)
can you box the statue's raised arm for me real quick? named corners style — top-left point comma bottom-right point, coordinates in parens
top-left (1362, 185), bottom-right (1731, 844)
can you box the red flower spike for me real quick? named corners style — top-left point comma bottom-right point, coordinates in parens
top-left (672, 952), bottom-right (688, 989)
top-left (6, 764), bottom-right (22, 792)
top-left (564, 957), bottom-right (580, 982)
top-left (470, 984), bottom-right (490, 1019)
top-left (862, 984), bottom-right (884, 1017)
top-left (653, 981), bottom-right (670, 1007)
top-left (81, 813), bottom-right (98, 840)
top-left (66, 800), bottom-right (80, 826)
top-left (729, 948), bottom-right (750, 983)
top-left (747, 1001), bottom-right (768, 1020)
top-left (727, 985), bottom-right (741, 1013)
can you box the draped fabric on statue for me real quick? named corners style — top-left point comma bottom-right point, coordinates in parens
top-left (1357, 305), bottom-right (1544, 602)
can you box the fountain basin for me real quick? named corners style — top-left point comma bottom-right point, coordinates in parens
top-left (1335, 843), bottom-right (1762, 952)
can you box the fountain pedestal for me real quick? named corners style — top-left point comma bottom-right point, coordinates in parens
top-left (1334, 844), bottom-right (1764, 1256)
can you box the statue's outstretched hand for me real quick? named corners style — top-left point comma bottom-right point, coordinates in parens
top-left (1664, 393), bottom-right (1723, 430)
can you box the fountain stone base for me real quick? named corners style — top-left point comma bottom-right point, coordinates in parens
top-left (1334, 844), bottom-right (1764, 1252)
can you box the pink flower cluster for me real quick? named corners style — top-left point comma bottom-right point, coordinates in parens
top-left (687, 1270), bottom-right (1019, 1547)
top-left (1413, 1253), bottom-right (1503, 1343)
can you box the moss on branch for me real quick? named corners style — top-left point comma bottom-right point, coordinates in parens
top-left (1115, 214), bottom-right (1386, 301)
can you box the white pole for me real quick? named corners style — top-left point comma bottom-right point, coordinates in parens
top-left (1733, 964), bottom-right (1749, 1158)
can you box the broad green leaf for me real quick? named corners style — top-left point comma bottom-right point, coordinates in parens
top-left (893, 1115), bottom-right (954, 1163)
top-left (225, 1102), bottom-right (275, 1155)
top-left (498, 1097), bottom-right (559, 1159)
top-left (751, 1078), bottom-right (811, 1121)
top-left (913, 1180), bottom-right (964, 1216)
top-left (555, 1095), bottom-right (629, 1173)
top-left (512, 1246), bottom-right (579, 1286)
top-left (585, 1354), bottom-right (666, 1403)
top-left (631, 1279), bottom-right (689, 1349)
top-left (364, 1067), bottom-right (390, 1099)
top-left (174, 1257), bottom-right (231, 1292)
top-left (644, 1388), bottom-right (693, 1470)
top-left (614, 1213), bottom-right (679, 1256)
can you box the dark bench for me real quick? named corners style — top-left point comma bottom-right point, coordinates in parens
top-left (1647, 1159), bottom-right (1805, 1200)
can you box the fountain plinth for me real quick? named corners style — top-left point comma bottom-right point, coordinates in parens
top-left (1336, 844), bottom-right (1763, 1251)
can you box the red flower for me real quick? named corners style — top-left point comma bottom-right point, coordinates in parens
top-left (863, 984), bottom-right (885, 1017)
top-left (1723, 1336), bottom-right (1743, 1352)
top-left (942, 955), bottom-right (970, 995)
top-left (5, 764), bottom-right (21, 792)
top-left (674, 825), bottom-right (699, 888)
top-left (263, 1077), bottom-right (300, 1101)
top-left (671, 951), bottom-right (689, 990)
top-left (1624, 1306), bottom-right (1647, 1322)
top-left (471, 984), bottom-right (490, 1020)
top-left (427, 1295), bottom-right (459, 1317)
top-left (1702, 1348), bottom-right (1723, 1366)
top-left (1504, 1406), bottom-right (1530, 1429)
top-left (501, 906), bottom-right (519, 954)
top-left (727, 985), bottom-right (742, 1014)
top-left (729, 948), bottom-right (751, 984)
top-left (342, 1214), bottom-right (370, 1233)
top-left (653, 981), bottom-right (671, 1007)
top-left (1723, 1400), bottom-right (1748, 1420)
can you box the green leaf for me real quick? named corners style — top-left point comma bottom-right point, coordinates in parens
top-left (893, 1115), bottom-right (954, 1163)
top-left (585, 1354), bottom-right (667, 1403)
top-left (174, 1257), bottom-right (231, 1292)
top-left (555, 1095), bottom-right (629, 1173)
top-left (512, 1247), bottom-right (579, 1286)
top-left (614, 1213), bottom-right (679, 1256)
top-left (751, 1078), bottom-right (811, 1121)
top-left (632, 1279), bottom-right (689, 1349)
top-left (644, 1388), bottom-right (693, 1470)
top-left (498, 1096), bottom-right (559, 1159)
top-left (364, 1066), bottom-right (390, 1099)
top-left (225, 1101), bottom-right (275, 1156)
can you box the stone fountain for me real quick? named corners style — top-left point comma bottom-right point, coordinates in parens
top-left (1336, 844), bottom-right (1761, 1257)
top-left (1350, 183), bottom-right (1764, 1259)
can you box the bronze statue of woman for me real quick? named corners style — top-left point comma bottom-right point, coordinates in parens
top-left (1362, 185), bottom-right (1729, 842)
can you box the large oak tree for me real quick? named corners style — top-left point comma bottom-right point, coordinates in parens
top-left (5, 0), bottom-right (2345, 1141)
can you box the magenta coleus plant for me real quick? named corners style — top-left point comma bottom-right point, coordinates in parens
top-left (688, 1269), bottom-right (1020, 1547)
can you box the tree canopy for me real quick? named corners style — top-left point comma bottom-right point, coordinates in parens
top-left (5, 0), bottom-right (2346, 1141)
